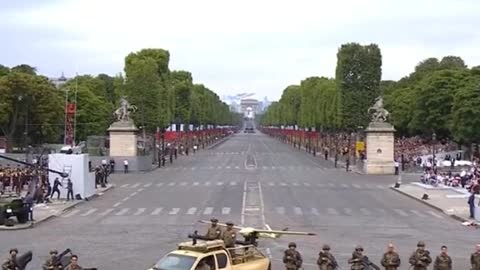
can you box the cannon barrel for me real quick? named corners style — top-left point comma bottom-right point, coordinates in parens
top-left (16, 250), bottom-right (33, 270)
top-left (0, 154), bottom-right (68, 177)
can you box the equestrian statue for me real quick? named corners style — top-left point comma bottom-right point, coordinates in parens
top-left (367, 96), bottom-right (389, 122)
top-left (113, 97), bottom-right (137, 121)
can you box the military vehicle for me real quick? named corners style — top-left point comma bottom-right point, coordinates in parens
top-left (0, 193), bottom-right (29, 225)
top-left (146, 222), bottom-right (315, 270)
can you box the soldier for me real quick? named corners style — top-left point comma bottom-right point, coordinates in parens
top-left (2, 248), bottom-right (19, 270)
top-left (348, 245), bottom-right (365, 270)
top-left (409, 241), bottom-right (432, 270)
top-left (471, 244), bottom-right (480, 270)
top-left (43, 250), bottom-right (63, 270)
top-left (433, 245), bottom-right (452, 270)
top-left (205, 218), bottom-right (223, 240)
top-left (221, 222), bottom-right (237, 248)
top-left (317, 244), bottom-right (337, 270)
top-left (381, 243), bottom-right (401, 270)
top-left (64, 255), bottom-right (82, 270)
top-left (283, 242), bottom-right (302, 270)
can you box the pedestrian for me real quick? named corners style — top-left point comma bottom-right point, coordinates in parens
top-left (317, 244), bottom-right (337, 270)
top-left (469, 192), bottom-right (476, 219)
top-left (471, 244), bottom-right (480, 270)
top-left (109, 159), bottom-right (115, 173)
top-left (433, 245), bottom-right (452, 270)
top-left (409, 241), bottom-right (432, 270)
top-left (50, 177), bottom-right (62, 199)
top-left (381, 243), bottom-right (401, 269)
top-left (25, 191), bottom-right (34, 221)
top-left (395, 160), bottom-right (399, 175)
top-left (283, 242), bottom-right (302, 270)
top-left (67, 178), bottom-right (74, 201)
top-left (123, 159), bottom-right (128, 174)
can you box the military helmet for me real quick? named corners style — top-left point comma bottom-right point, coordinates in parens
top-left (322, 244), bottom-right (330, 250)
top-left (226, 221), bottom-right (234, 226)
top-left (50, 249), bottom-right (58, 255)
top-left (210, 218), bottom-right (218, 222)
top-left (9, 248), bottom-right (18, 254)
top-left (288, 242), bottom-right (296, 248)
top-left (355, 245), bottom-right (363, 251)
top-left (417, 241), bottom-right (425, 247)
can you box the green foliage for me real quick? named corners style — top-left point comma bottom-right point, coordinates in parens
top-left (0, 65), bottom-right (9, 77)
top-left (11, 64), bottom-right (37, 75)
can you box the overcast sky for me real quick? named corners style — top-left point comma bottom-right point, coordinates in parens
top-left (1, 0), bottom-right (479, 101)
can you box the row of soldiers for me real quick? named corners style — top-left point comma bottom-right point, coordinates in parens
top-left (2, 248), bottom-right (86, 270)
top-left (282, 241), bottom-right (480, 270)
top-left (0, 166), bottom-right (34, 194)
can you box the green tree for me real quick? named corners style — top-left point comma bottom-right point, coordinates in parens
top-left (450, 74), bottom-right (480, 144)
top-left (0, 65), bottom-right (9, 77)
top-left (11, 64), bottom-right (37, 75)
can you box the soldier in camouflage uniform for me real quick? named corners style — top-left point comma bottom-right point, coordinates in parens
top-left (283, 242), bottom-right (302, 270)
top-left (1, 248), bottom-right (19, 270)
top-left (42, 250), bottom-right (63, 270)
top-left (317, 244), bottom-right (337, 270)
top-left (471, 244), bottom-right (480, 270)
top-left (348, 245), bottom-right (366, 270)
top-left (381, 243), bottom-right (400, 270)
top-left (409, 241), bottom-right (432, 270)
top-left (433, 245), bottom-right (452, 270)
top-left (221, 222), bottom-right (237, 248)
top-left (205, 218), bottom-right (223, 240)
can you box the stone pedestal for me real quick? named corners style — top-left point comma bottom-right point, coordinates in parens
top-left (364, 122), bottom-right (395, 175)
top-left (107, 121), bottom-right (138, 157)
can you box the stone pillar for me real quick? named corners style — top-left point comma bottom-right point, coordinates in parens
top-left (107, 121), bottom-right (138, 157)
top-left (364, 122), bottom-right (395, 175)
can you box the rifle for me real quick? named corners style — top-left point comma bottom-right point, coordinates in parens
top-left (51, 248), bottom-right (72, 267)
top-left (362, 256), bottom-right (380, 270)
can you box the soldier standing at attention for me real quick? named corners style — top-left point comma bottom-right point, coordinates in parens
top-left (433, 245), bottom-right (452, 270)
top-left (221, 222), bottom-right (237, 248)
top-left (2, 248), bottom-right (19, 270)
top-left (348, 245), bottom-right (365, 270)
top-left (205, 218), bottom-right (223, 240)
top-left (42, 250), bottom-right (62, 270)
top-left (381, 243), bottom-right (401, 269)
top-left (471, 244), bottom-right (480, 270)
top-left (317, 244), bottom-right (338, 270)
top-left (283, 242), bottom-right (302, 270)
top-left (64, 255), bottom-right (82, 270)
top-left (409, 241), bottom-right (432, 270)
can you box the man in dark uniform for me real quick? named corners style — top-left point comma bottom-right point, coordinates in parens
top-left (42, 250), bottom-right (63, 270)
top-left (381, 243), bottom-right (400, 270)
top-left (205, 218), bottom-right (223, 240)
top-left (317, 244), bottom-right (337, 270)
top-left (66, 179), bottom-right (74, 201)
top-left (2, 248), bottom-right (19, 270)
top-left (221, 222), bottom-right (236, 248)
top-left (51, 177), bottom-right (63, 199)
top-left (283, 242), bottom-right (302, 270)
top-left (433, 245), bottom-right (452, 270)
top-left (409, 241), bottom-right (432, 270)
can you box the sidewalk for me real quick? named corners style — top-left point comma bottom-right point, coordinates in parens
top-left (390, 182), bottom-right (480, 223)
top-left (0, 184), bottom-right (114, 230)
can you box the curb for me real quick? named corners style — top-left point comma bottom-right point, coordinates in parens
top-left (0, 185), bottom-right (115, 231)
top-left (389, 186), bottom-right (470, 223)
top-left (207, 136), bottom-right (231, 150)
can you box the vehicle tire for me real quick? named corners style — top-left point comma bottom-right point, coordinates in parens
top-left (267, 262), bottom-right (271, 270)
top-left (17, 212), bottom-right (28, 224)
top-left (0, 210), bottom-right (5, 225)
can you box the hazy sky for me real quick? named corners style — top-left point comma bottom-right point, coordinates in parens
top-left (1, 0), bottom-right (479, 101)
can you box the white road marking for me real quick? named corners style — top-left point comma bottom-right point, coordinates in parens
top-left (120, 184), bottom-right (129, 188)
top-left (217, 166), bottom-right (222, 169)
top-left (235, 166), bottom-right (240, 169)
top-left (268, 182), bottom-right (275, 186)
top-left (263, 166), bottom-right (268, 169)
top-left (427, 210), bottom-right (444, 219)
top-left (394, 209), bottom-right (409, 216)
top-left (99, 208), bottom-right (114, 216)
top-left (180, 182), bottom-right (187, 186)
top-left (156, 183), bottom-right (164, 187)
top-left (275, 207), bottom-right (285, 214)
top-left (113, 202), bottom-right (122, 207)
top-left (222, 207), bottom-right (231, 215)
top-left (230, 182), bottom-right (237, 186)
top-left (344, 208), bottom-right (353, 215)
top-left (151, 208), bottom-right (163, 215)
top-left (115, 208), bottom-right (129, 216)
top-left (137, 188), bottom-right (144, 192)
top-left (353, 184), bottom-right (361, 189)
top-left (134, 208), bottom-right (146, 215)
top-left (187, 207), bottom-right (197, 215)
top-left (317, 183), bottom-right (325, 188)
top-left (193, 182), bottom-right (199, 186)
top-left (130, 192), bottom-right (137, 196)
top-left (329, 183), bottom-right (335, 187)
top-left (341, 184), bottom-right (349, 188)
top-left (62, 209), bottom-right (80, 217)
top-left (144, 183), bottom-right (152, 187)
top-left (217, 182), bottom-right (224, 186)
top-left (204, 207), bottom-right (214, 215)
top-left (327, 208), bottom-right (338, 215)
top-left (410, 209), bottom-right (426, 217)
top-left (311, 208), bottom-right (319, 215)
top-left (122, 197), bottom-right (129, 202)
top-left (168, 182), bottom-right (175, 186)
top-left (169, 208), bottom-right (180, 215)
top-left (292, 182), bottom-right (299, 186)
top-left (226, 166), bottom-right (231, 169)
top-left (205, 182), bottom-right (211, 186)
top-left (360, 208), bottom-right (370, 215)
top-left (294, 207), bottom-right (303, 215)
top-left (376, 185), bottom-right (385, 189)
top-left (303, 182), bottom-right (311, 187)
top-left (131, 183), bottom-right (140, 188)
top-left (241, 181), bottom-right (247, 225)
top-left (280, 182), bottom-right (287, 186)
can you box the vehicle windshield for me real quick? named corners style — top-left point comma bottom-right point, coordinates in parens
top-left (153, 254), bottom-right (197, 270)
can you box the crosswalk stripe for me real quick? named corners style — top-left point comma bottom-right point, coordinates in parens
top-left (327, 208), bottom-right (338, 215)
top-left (410, 210), bottom-right (426, 217)
top-left (294, 207), bottom-right (303, 215)
top-left (169, 208), bottom-right (180, 215)
top-left (121, 184), bottom-right (129, 188)
top-left (217, 182), bottom-right (224, 185)
top-left (341, 184), bottom-right (349, 188)
top-left (303, 183), bottom-right (311, 187)
top-left (280, 182), bottom-right (287, 186)
top-left (156, 183), bottom-right (164, 187)
top-left (353, 184), bottom-right (361, 189)
top-left (263, 166), bottom-right (268, 169)
top-left (63, 209), bottom-right (80, 217)
top-left (203, 207), bottom-right (213, 215)
top-left (187, 207), bottom-right (197, 215)
top-left (276, 207), bottom-right (285, 214)
top-left (144, 183), bottom-right (152, 187)
top-left (151, 208), bottom-right (163, 215)
top-left (269, 182), bottom-right (274, 186)
top-left (217, 166), bottom-right (222, 169)
top-left (168, 182), bottom-right (176, 186)
top-left (193, 182), bottom-right (199, 186)
top-left (205, 182), bottom-right (211, 186)
top-left (394, 209), bottom-right (408, 216)
top-left (99, 208), bottom-right (114, 216)
top-left (375, 208), bottom-right (386, 214)
top-left (115, 208), bottom-right (129, 216)
top-left (222, 207), bottom-right (231, 215)
top-left (344, 208), bottom-right (352, 215)
top-left (311, 208), bottom-right (319, 215)
top-left (329, 183), bottom-right (335, 187)
top-left (134, 208), bottom-right (146, 215)
top-left (235, 166), bottom-right (240, 169)
top-left (131, 183), bottom-right (140, 188)
top-left (80, 209), bottom-right (97, 216)
top-left (427, 211), bottom-right (444, 219)
top-left (360, 208), bottom-right (370, 215)
top-left (317, 183), bottom-right (325, 188)
top-left (180, 182), bottom-right (187, 186)
top-left (230, 182), bottom-right (237, 186)
top-left (292, 182), bottom-right (299, 186)
top-left (226, 166), bottom-right (231, 169)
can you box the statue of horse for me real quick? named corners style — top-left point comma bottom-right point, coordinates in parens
top-left (368, 96), bottom-right (390, 122)
top-left (113, 97), bottom-right (137, 121)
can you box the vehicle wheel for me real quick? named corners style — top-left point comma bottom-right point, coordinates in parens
top-left (17, 212), bottom-right (28, 224)
top-left (267, 262), bottom-right (271, 270)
